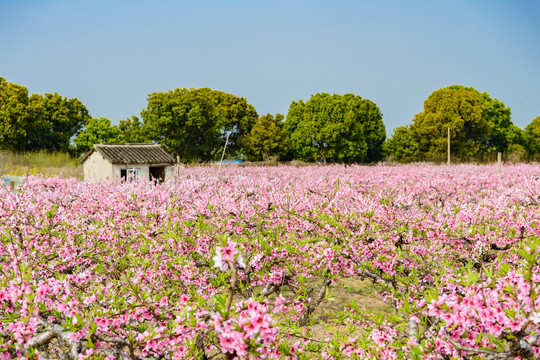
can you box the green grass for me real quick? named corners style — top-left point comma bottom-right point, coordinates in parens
top-left (0, 150), bottom-right (83, 179)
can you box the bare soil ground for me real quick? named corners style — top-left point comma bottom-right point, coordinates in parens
top-left (267, 277), bottom-right (394, 341)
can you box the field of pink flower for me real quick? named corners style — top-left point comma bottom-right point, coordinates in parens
top-left (1, 164), bottom-right (539, 360)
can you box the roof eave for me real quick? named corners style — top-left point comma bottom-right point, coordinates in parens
top-left (79, 148), bottom-right (96, 164)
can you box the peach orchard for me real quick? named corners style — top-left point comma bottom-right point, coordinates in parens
top-left (0, 164), bottom-right (539, 359)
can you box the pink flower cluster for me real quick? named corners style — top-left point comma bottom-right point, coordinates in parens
top-left (426, 270), bottom-right (540, 356)
top-left (213, 299), bottom-right (279, 358)
top-left (213, 240), bottom-right (245, 271)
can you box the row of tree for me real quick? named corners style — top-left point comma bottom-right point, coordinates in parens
top-left (75, 90), bottom-right (386, 163)
top-left (1, 75), bottom-right (539, 163)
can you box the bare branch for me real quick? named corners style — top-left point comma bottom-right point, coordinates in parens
top-left (298, 278), bottom-right (331, 327)
top-left (359, 269), bottom-right (405, 292)
top-left (225, 260), bottom-right (237, 314)
top-left (35, 317), bottom-right (80, 359)
top-left (28, 330), bottom-right (55, 349)
top-left (408, 317), bottom-right (419, 344)
top-left (446, 337), bottom-right (511, 359)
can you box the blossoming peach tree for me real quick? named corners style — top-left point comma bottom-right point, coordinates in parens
top-left (0, 164), bottom-right (539, 359)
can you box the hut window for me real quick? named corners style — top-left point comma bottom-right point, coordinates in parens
top-left (121, 168), bottom-right (140, 182)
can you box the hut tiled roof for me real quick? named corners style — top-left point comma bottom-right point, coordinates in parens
top-left (81, 144), bottom-right (176, 164)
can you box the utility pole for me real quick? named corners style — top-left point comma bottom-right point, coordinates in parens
top-left (217, 131), bottom-right (231, 177)
top-left (447, 127), bottom-right (451, 165)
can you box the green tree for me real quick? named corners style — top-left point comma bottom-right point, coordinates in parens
top-left (284, 93), bottom-right (385, 163)
top-left (210, 90), bottom-right (259, 155)
top-left (0, 76), bottom-right (31, 151)
top-left (245, 114), bottom-right (288, 161)
top-left (409, 85), bottom-right (515, 160)
top-left (116, 116), bottom-right (149, 143)
top-left (479, 91), bottom-right (517, 153)
top-left (26, 92), bottom-right (91, 152)
top-left (141, 88), bottom-right (258, 162)
top-left (383, 126), bottom-right (422, 162)
top-left (0, 76), bottom-right (91, 153)
top-left (73, 117), bottom-right (120, 154)
top-left (524, 116), bottom-right (540, 157)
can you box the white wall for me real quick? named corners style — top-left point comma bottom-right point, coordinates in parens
top-left (83, 152), bottom-right (114, 182)
top-left (164, 166), bottom-right (173, 180)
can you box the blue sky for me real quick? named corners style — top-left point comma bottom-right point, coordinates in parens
top-left (1, 0), bottom-right (539, 135)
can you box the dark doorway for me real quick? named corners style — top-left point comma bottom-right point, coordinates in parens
top-left (149, 166), bottom-right (165, 182)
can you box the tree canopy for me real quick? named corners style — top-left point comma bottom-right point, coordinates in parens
top-left (383, 125), bottom-right (422, 163)
top-left (524, 116), bottom-right (540, 157)
top-left (284, 93), bottom-right (385, 163)
top-left (413, 85), bottom-right (493, 159)
top-left (27, 92), bottom-right (91, 152)
top-left (244, 114), bottom-right (288, 161)
top-left (116, 116), bottom-right (149, 144)
top-left (141, 88), bottom-right (258, 162)
top-left (385, 85), bottom-right (518, 162)
top-left (0, 76), bottom-right (90, 153)
top-left (0, 77), bottom-right (31, 151)
top-left (73, 116), bottom-right (151, 155)
top-left (73, 117), bottom-right (120, 154)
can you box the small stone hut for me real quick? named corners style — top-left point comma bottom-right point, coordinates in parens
top-left (81, 143), bottom-right (176, 182)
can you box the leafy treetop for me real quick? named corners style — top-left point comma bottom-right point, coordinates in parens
top-left (244, 113), bottom-right (288, 161)
top-left (73, 117), bottom-right (120, 154)
top-left (0, 76), bottom-right (90, 153)
top-left (284, 93), bottom-right (385, 163)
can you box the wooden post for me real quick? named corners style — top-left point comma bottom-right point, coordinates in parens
top-left (447, 127), bottom-right (451, 165)
top-left (497, 152), bottom-right (502, 174)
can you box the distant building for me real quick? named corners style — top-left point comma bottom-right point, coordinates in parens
top-left (81, 143), bottom-right (176, 182)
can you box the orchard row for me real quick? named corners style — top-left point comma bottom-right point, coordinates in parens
top-left (0, 164), bottom-right (539, 359)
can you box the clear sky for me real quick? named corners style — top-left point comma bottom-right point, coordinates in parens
top-left (1, 0), bottom-right (539, 135)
